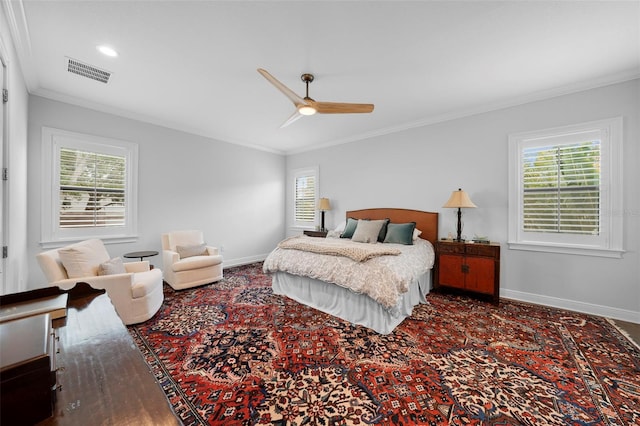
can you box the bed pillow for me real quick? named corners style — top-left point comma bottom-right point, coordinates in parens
top-left (413, 228), bottom-right (422, 241)
top-left (376, 218), bottom-right (390, 242)
top-left (383, 222), bottom-right (417, 245)
top-left (176, 243), bottom-right (207, 259)
top-left (327, 221), bottom-right (345, 238)
top-left (98, 257), bottom-right (126, 276)
top-left (351, 219), bottom-right (386, 244)
top-left (340, 218), bottom-right (359, 238)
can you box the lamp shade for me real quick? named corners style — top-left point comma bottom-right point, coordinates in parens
top-left (317, 198), bottom-right (331, 211)
top-left (443, 188), bottom-right (477, 209)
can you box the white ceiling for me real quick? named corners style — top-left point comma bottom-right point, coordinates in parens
top-left (5, 0), bottom-right (639, 154)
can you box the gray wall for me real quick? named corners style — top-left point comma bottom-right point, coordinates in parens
top-left (27, 96), bottom-right (286, 286)
top-left (286, 79), bottom-right (640, 322)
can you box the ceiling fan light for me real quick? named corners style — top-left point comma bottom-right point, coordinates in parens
top-left (298, 105), bottom-right (317, 116)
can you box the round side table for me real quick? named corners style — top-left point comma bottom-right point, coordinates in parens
top-left (123, 250), bottom-right (159, 262)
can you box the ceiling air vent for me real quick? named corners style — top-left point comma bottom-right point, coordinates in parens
top-left (66, 57), bottom-right (111, 84)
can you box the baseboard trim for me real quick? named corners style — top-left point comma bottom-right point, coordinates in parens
top-left (502, 289), bottom-right (640, 324)
top-left (221, 254), bottom-right (269, 269)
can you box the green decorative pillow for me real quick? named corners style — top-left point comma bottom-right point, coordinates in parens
top-left (351, 219), bottom-right (387, 244)
top-left (383, 222), bottom-right (417, 245)
top-left (340, 218), bottom-right (359, 238)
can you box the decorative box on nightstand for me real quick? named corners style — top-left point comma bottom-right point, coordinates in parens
top-left (303, 230), bottom-right (328, 238)
top-left (433, 240), bottom-right (500, 304)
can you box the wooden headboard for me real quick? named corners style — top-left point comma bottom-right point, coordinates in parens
top-left (346, 208), bottom-right (439, 245)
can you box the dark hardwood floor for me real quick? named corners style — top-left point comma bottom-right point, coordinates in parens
top-left (614, 320), bottom-right (640, 347)
top-left (42, 287), bottom-right (179, 425)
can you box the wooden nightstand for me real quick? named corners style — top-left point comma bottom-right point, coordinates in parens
top-left (303, 230), bottom-right (328, 238)
top-left (434, 240), bottom-right (500, 304)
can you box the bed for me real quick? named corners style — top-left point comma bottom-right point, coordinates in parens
top-left (263, 208), bottom-right (438, 334)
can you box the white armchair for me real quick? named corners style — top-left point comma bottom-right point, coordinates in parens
top-left (36, 239), bottom-right (164, 325)
top-left (161, 230), bottom-right (223, 290)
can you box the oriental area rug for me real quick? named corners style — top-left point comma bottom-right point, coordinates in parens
top-left (129, 262), bottom-right (640, 425)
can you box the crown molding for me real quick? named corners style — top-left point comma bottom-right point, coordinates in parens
top-left (2, 0), bottom-right (38, 92)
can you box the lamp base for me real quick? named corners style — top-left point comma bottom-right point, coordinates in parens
top-left (455, 208), bottom-right (463, 242)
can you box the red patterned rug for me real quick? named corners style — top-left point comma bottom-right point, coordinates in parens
top-left (129, 262), bottom-right (640, 425)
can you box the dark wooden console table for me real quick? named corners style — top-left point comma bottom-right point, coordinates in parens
top-left (1, 285), bottom-right (179, 425)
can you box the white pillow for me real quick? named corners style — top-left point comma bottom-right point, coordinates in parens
top-left (413, 228), bottom-right (422, 241)
top-left (58, 239), bottom-right (111, 278)
top-left (98, 257), bottom-right (127, 276)
top-left (333, 221), bottom-right (346, 233)
top-left (351, 219), bottom-right (386, 244)
top-left (176, 243), bottom-right (207, 259)
top-left (326, 229), bottom-right (342, 238)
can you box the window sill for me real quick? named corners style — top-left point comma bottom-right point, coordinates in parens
top-left (508, 241), bottom-right (624, 258)
top-left (40, 235), bottom-right (138, 250)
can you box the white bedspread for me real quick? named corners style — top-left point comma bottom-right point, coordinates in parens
top-left (263, 237), bottom-right (435, 309)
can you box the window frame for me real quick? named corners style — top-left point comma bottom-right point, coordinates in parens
top-left (290, 166), bottom-right (319, 230)
top-left (508, 117), bottom-right (624, 258)
top-left (41, 127), bottom-right (138, 248)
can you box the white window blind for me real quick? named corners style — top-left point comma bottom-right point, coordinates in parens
top-left (522, 140), bottom-right (600, 235)
top-left (508, 118), bottom-right (623, 258)
top-left (294, 173), bottom-right (316, 224)
top-left (41, 127), bottom-right (138, 248)
top-left (290, 166), bottom-right (319, 229)
top-left (59, 148), bottom-right (126, 228)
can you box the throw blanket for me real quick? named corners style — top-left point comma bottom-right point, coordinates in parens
top-left (277, 236), bottom-right (400, 262)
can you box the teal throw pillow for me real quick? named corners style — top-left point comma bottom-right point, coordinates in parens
top-left (340, 218), bottom-right (359, 238)
top-left (383, 222), bottom-right (417, 245)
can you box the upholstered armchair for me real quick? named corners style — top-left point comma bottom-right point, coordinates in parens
top-left (36, 239), bottom-right (164, 325)
top-left (161, 230), bottom-right (223, 290)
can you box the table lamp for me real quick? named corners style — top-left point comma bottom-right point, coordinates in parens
top-left (443, 188), bottom-right (477, 242)
top-left (317, 198), bottom-right (331, 232)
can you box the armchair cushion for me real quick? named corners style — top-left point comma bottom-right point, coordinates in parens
top-left (57, 239), bottom-right (110, 278)
top-left (98, 257), bottom-right (126, 276)
top-left (172, 254), bottom-right (223, 272)
top-left (176, 243), bottom-right (207, 259)
top-left (131, 269), bottom-right (163, 299)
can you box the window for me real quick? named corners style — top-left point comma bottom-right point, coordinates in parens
top-left (508, 118), bottom-right (623, 258)
top-left (41, 127), bottom-right (138, 247)
top-left (291, 167), bottom-right (318, 228)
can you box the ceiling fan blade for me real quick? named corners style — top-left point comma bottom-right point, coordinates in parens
top-left (280, 110), bottom-right (304, 128)
top-left (312, 101), bottom-right (375, 114)
top-left (257, 68), bottom-right (306, 107)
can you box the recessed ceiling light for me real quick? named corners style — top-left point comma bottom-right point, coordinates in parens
top-left (97, 45), bottom-right (118, 57)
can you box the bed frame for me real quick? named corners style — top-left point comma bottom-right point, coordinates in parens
top-left (346, 208), bottom-right (439, 244)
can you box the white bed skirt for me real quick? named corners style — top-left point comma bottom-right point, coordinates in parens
top-left (271, 271), bottom-right (431, 335)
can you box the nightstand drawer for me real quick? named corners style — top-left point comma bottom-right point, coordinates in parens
top-left (436, 242), bottom-right (465, 254)
top-left (465, 244), bottom-right (498, 257)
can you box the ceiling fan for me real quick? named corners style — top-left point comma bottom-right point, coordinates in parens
top-left (257, 68), bottom-right (374, 127)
